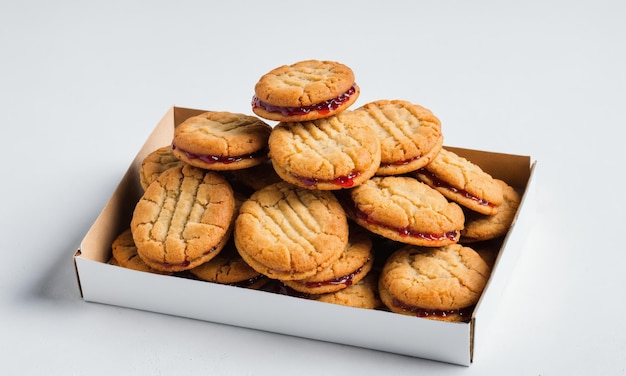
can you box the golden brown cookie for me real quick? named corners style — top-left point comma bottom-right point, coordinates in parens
top-left (223, 160), bottom-right (283, 193)
top-left (282, 227), bottom-right (374, 294)
top-left (352, 100), bottom-right (443, 175)
top-left (378, 244), bottom-right (490, 322)
top-left (131, 164), bottom-right (235, 272)
top-left (268, 112), bottom-right (381, 190)
top-left (234, 181), bottom-right (349, 281)
top-left (111, 228), bottom-right (172, 275)
top-left (139, 146), bottom-right (185, 191)
top-left (189, 239), bottom-right (268, 289)
top-left (414, 148), bottom-right (503, 215)
top-left (172, 111), bottom-right (272, 171)
top-left (313, 272), bottom-right (382, 309)
top-left (345, 176), bottom-right (464, 247)
top-left (460, 179), bottom-right (521, 242)
top-left (252, 60), bottom-right (360, 122)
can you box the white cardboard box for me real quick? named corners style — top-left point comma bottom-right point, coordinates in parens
top-left (73, 106), bottom-right (537, 366)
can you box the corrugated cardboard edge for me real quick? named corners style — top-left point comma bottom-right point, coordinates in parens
top-left (73, 106), bottom-right (537, 366)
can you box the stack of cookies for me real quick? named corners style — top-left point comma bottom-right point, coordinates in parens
top-left (109, 59), bottom-right (522, 322)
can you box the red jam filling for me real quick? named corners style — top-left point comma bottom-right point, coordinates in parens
top-left (382, 155), bottom-right (421, 168)
top-left (304, 265), bottom-right (365, 288)
top-left (392, 298), bottom-right (474, 320)
top-left (295, 171), bottom-right (360, 188)
top-left (172, 143), bottom-right (268, 165)
top-left (355, 207), bottom-right (458, 242)
top-left (418, 169), bottom-right (494, 208)
top-left (252, 85), bottom-right (357, 117)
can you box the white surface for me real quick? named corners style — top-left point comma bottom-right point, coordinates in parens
top-left (1, 0), bottom-right (624, 375)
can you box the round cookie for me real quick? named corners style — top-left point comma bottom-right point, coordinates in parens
top-left (171, 111), bottom-right (272, 171)
top-left (352, 100), bottom-right (443, 175)
top-left (461, 179), bottom-right (521, 242)
top-left (345, 176), bottom-right (465, 247)
top-left (190, 239), bottom-right (268, 289)
top-left (282, 227), bottom-right (374, 294)
top-left (378, 244), bottom-right (490, 322)
top-left (313, 272), bottom-right (382, 309)
top-left (268, 112), bottom-right (381, 190)
top-left (111, 228), bottom-right (172, 275)
top-left (139, 146), bottom-right (185, 190)
top-left (234, 181), bottom-right (349, 281)
top-left (414, 148), bottom-right (503, 215)
top-left (252, 60), bottom-right (360, 122)
top-left (131, 164), bottom-right (235, 272)
top-left (224, 160), bottom-right (283, 193)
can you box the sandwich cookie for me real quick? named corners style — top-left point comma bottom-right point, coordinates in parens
top-left (281, 227), bottom-right (374, 294)
top-left (190, 239), bottom-right (268, 290)
top-left (234, 181), bottom-right (349, 281)
top-left (252, 60), bottom-right (360, 122)
top-left (460, 179), bottom-right (521, 242)
top-left (345, 176), bottom-right (465, 247)
top-left (414, 148), bottom-right (503, 215)
top-left (111, 228), bottom-right (172, 275)
top-left (352, 100), bottom-right (443, 175)
top-left (131, 164), bottom-right (235, 272)
top-left (268, 112), bottom-right (381, 190)
top-left (312, 272), bottom-right (382, 310)
top-left (378, 244), bottom-right (490, 322)
top-left (172, 111), bottom-right (272, 171)
top-left (139, 146), bottom-right (185, 191)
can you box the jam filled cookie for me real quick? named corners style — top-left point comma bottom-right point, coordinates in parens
top-left (378, 244), bottom-right (490, 322)
top-left (282, 227), bottom-right (374, 294)
top-left (252, 60), bottom-right (360, 122)
top-left (268, 112), bottom-right (381, 190)
top-left (234, 181), bottom-right (349, 281)
top-left (414, 148), bottom-right (503, 215)
top-left (460, 179), bottom-right (521, 242)
top-left (111, 228), bottom-right (172, 275)
top-left (190, 239), bottom-right (268, 290)
top-left (345, 176), bottom-right (465, 247)
top-left (312, 272), bottom-right (382, 310)
top-left (352, 100), bottom-right (443, 175)
top-left (139, 146), bottom-right (185, 191)
top-left (172, 111), bottom-right (272, 171)
top-left (131, 164), bottom-right (235, 272)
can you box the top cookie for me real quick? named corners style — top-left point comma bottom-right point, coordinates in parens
top-left (172, 111), bottom-right (272, 171)
top-left (252, 60), bottom-right (360, 122)
top-left (353, 100), bottom-right (443, 175)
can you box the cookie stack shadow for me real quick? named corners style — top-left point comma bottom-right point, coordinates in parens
top-left (109, 60), bottom-right (522, 323)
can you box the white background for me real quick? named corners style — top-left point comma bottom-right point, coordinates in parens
top-left (1, 0), bottom-right (625, 375)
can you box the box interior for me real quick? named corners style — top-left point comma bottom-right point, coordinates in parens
top-left (74, 106), bottom-right (537, 366)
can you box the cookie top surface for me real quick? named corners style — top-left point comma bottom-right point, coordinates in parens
top-left (347, 176), bottom-right (465, 246)
top-left (282, 227), bottom-right (374, 294)
top-left (172, 111), bottom-right (271, 170)
top-left (379, 244), bottom-right (490, 312)
top-left (268, 111), bottom-right (381, 190)
top-left (139, 146), bottom-right (185, 191)
top-left (415, 148), bottom-right (503, 215)
top-left (353, 100), bottom-right (443, 175)
top-left (252, 60), bottom-right (359, 122)
top-left (130, 164), bottom-right (235, 272)
top-left (461, 179), bottom-right (521, 242)
top-left (234, 181), bottom-right (349, 280)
